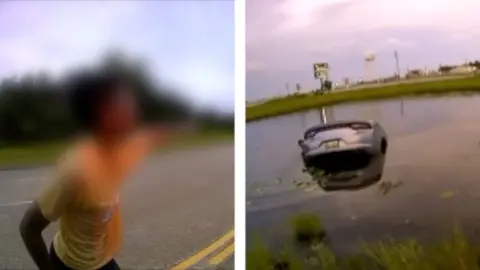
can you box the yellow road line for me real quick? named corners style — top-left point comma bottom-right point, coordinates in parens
top-left (171, 229), bottom-right (234, 270)
top-left (208, 242), bottom-right (234, 265)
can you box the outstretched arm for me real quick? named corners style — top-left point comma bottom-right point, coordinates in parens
top-left (120, 121), bottom-right (199, 170)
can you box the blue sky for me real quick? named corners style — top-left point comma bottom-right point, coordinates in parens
top-left (247, 0), bottom-right (480, 101)
top-left (0, 1), bottom-right (234, 112)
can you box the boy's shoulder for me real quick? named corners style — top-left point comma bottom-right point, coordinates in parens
top-left (56, 140), bottom-right (92, 177)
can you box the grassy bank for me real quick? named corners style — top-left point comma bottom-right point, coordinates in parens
top-left (248, 213), bottom-right (480, 270)
top-left (247, 76), bottom-right (480, 122)
top-left (0, 131), bottom-right (233, 168)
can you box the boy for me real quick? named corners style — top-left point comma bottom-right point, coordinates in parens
top-left (19, 71), bottom-right (192, 270)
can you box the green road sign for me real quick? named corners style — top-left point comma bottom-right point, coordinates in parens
top-left (313, 62), bottom-right (329, 79)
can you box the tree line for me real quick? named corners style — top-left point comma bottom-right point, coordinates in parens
top-left (0, 53), bottom-right (233, 145)
top-left (438, 61), bottom-right (480, 73)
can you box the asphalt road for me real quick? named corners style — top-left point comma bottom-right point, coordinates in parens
top-left (0, 143), bottom-right (234, 270)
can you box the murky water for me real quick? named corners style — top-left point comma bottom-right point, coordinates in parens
top-left (246, 95), bottom-right (480, 252)
top-left (247, 96), bottom-right (480, 188)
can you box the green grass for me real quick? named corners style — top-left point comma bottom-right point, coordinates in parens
top-left (248, 216), bottom-right (480, 270)
top-left (246, 76), bottom-right (480, 122)
top-left (291, 213), bottom-right (326, 244)
top-left (0, 131), bottom-right (233, 167)
top-left (0, 141), bottom-right (68, 167)
top-left (247, 235), bottom-right (303, 270)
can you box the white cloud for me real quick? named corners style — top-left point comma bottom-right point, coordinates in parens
top-left (0, 1), bottom-right (142, 76)
top-left (272, 0), bottom-right (351, 31)
top-left (265, 0), bottom-right (480, 50)
top-left (246, 60), bottom-right (266, 71)
top-left (382, 37), bottom-right (416, 49)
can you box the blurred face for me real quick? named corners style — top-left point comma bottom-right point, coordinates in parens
top-left (98, 86), bottom-right (139, 136)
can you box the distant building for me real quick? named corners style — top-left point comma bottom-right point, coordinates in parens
top-left (405, 69), bottom-right (424, 78)
top-left (425, 69), bottom-right (439, 76)
top-left (449, 64), bottom-right (475, 74)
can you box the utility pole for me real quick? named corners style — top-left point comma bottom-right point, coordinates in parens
top-left (285, 83), bottom-right (290, 96)
top-left (394, 50), bottom-right (400, 79)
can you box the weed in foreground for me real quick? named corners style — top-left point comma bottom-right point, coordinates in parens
top-left (247, 235), bottom-right (273, 270)
top-left (248, 217), bottom-right (480, 270)
top-left (247, 235), bottom-right (302, 270)
top-left (362, 227), bottom-right (480, 270)
top-left (291, 213), bottom-right (326, 245)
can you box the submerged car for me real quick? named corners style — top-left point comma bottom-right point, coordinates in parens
top-left (298, 120), bottom-right (388, 173)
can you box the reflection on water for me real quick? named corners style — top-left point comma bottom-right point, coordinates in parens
top-left (308, 154), bottom-right (386, 192)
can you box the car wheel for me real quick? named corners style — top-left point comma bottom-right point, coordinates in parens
top-left (380, 138), bottom-right (388, 154)
top-left (301, 153), bottom-right (311, 168)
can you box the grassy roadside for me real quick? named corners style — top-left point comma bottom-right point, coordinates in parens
top-left (248, 213), bottom-right (480, 270)
top-left (246, 76), bottom-right (480, 122)
top-left (0, 131), bottom-right (233, 168)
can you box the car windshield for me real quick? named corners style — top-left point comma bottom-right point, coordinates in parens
top-left (304, 130), bottom-right (321, 139)
top-left (304, 122), bottom-right (371, 139)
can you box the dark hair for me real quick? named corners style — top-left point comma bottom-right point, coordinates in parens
top-left (66, 70), bottom-right (125, 130)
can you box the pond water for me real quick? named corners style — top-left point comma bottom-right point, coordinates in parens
top-left (246, 95), bottom-right (480, 253)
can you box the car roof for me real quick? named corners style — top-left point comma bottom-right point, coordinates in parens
top-left (304, 120), bottom-right (374, 137)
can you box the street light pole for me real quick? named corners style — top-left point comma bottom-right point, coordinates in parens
top-left (394, 50), bottom-right (400, 79)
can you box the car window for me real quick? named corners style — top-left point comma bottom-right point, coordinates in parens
top-left (304, 122), bottom-right (371, 139)
top-left (350, 123), bottom-right (371, 130)
top-left (304, 129), bottom-right (322, 139)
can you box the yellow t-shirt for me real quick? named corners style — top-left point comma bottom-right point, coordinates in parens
top-left (36, 133), bottom-right (152, 270)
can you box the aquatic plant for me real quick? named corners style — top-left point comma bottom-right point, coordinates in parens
top-left (291, 213), bottom-right (326, 244)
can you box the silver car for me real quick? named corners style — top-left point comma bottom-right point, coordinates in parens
top-left (298, 120), bottom-right (388, 170)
